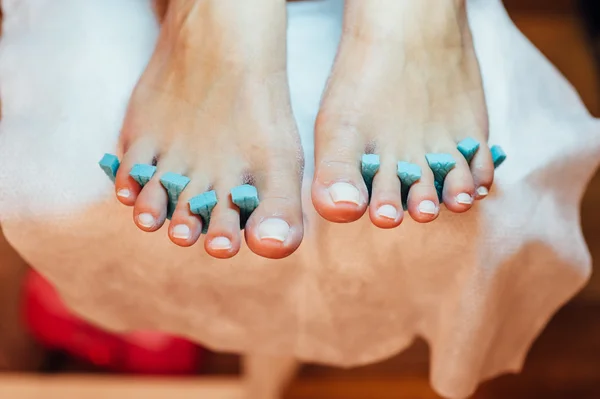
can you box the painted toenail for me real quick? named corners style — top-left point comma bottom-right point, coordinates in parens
top-left (172, 224), bottom-right (191, 240)
top-left (137, 213), bottom-right (155, 228)
top-left (210, 237), bottom-right (232, 250)
top-left (456, 193), bottom-right (473, 205)
top-left (329, 182), bottom-right (360, 205)
top-left (377, 204), bottom-right (398, 220)
top-left (258, 218), bottom-right (290, 243)
top-left (476, 186), bottom-right (489, 198)
top-left (418, 200), bottom-right (438, 215)
top-left (117, 189), bottom-right (130, 198)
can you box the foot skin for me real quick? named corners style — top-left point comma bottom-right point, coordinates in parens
top-left (114, 0), bottom-right (304, 259)
top-left (312, 0), bottom-right (494, 226)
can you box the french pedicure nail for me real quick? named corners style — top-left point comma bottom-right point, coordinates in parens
top-left (377, 204), bottom-right (398, 220)
top-left (209, 237), bottom-right (232, 250)
top-left (258, 218), bottom-right (290, 243)
top-left (329, 182), bottom-right (360, 205)
top-left (476, 186), bottom-right (489, 198)
top-left (137, 213), bottom-right (156, 228)
top-left (456, 193), bottom-right (473, 205)
top-left (117, 188), bottom-right (130, 198)
top-left (418, 200), bottom-right (438, 215)
top-left (172, 224), bottom-right (191, 240)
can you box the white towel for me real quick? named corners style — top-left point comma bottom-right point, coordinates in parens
top-left (0, 0), bottom-right (598, 397)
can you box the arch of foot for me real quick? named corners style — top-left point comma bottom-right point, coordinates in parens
top-left (98, 154), bottom-right (259, 234)
top-left (360, 138), bottom-right (506, 212)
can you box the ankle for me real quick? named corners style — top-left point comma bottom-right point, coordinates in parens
top-left (343, 0), bottom-right (468, 46)
top-left (158, 0), bottom-right (288, 74)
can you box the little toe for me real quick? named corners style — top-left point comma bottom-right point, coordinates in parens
top-left (441, 149), bottom-right (475, 213)
top-left (469, 140), bottom-right (495, 200)
top-left (245, 173), bottom-right (303, 259)
top-left (406, 160), bottom-right (440, 223)
top-left (114, 140), bottom-right (156, 206)
top-left (368, 156), bottom-right (403, 228)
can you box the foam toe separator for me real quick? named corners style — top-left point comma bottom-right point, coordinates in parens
top-left (457, 137), bottom-right (480, 164)
top-left (98, 153), bottom-right (120, 182)
top-left (397, 161), bottom-right (422, 210)
top-left (425, 153), bottom-right (456, 200)
top-left (130, 164), bottom-right (157, 187)
top-left (160, 172), bottom-right (191, 220)
top-left (490, 145), bottom-right (507, 169)
top-left (231, 184), bottom-right (259, 229)
top-left (361, 154), bottom-right (380, 200)
top-left (189, 190), bottom-right (218, 234)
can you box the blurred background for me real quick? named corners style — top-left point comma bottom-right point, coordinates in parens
top-left (0, 0), bottom-right (599, 398)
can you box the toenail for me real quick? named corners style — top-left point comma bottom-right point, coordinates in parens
top-left (209, 237), bottom-right (232, 250)
top-left (476, 186), bottom-right (489, 198)
top-left (329, 182), bottom-right (361, 205)
top-left (418, 200), bottom-right (438, 215)
top-left (117, 188), bottom-right (130, 198)
top-left (456, 193), bottom-right (473, 205)
top-left (172, 224), bottom-right (191, 240)
top-left (377, 204), bottom-right (398, 220)
top-left (258, 218), bottom-right (290, 243)
top-left (137, 213), bottom-right (156, 228)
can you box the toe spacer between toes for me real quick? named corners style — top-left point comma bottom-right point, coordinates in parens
top-left (397, 161), bottom-right (422, 211)
top-left (490, 145), bottom-right (507, 169)
top-left (160, 172), bottom-right (191, 220)
top-left (130, 164), bottom-right (157, 187)
top-left (361, 154), bottom-right (380, 201)
top-left (425, 153), bottom-right (456, 201)
top-left (457, 137), bottom-right (480, 164)
top-left (231, 184), bottom-right (260, 230)
top-left (189, 190), bottom-right (218, 234)
top-left (99, 153), bottom-right (120, 183)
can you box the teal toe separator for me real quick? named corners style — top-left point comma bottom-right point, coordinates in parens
top-left (231, 184), bottom-right (259, 229)
top-left (160, 172), bottom-right (191, 220)
top-left (361, 154), bottom-right (380, 201)
top-left (457, 137), bottom-right (480, 164)
top-left (99, 153), bottom-right (120, 182)
top-left (425, 153), bottom-right (456, 201)
top-left (189, 190), bottom-right (218, 234)
top-left (130, 164), bottom-right (157, 187)
top-left (397, 162), bottom-right (422, 210)
top-left (490, 145), bottom-right (507, 169)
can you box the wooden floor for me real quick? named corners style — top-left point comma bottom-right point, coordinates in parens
top-left (283, 302), bottom-right (600, 398)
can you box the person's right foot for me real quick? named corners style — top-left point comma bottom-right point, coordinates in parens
top-left (114, 0), bottom-right (304, 259)
top-left (313, 0), bottom-right (495, 228)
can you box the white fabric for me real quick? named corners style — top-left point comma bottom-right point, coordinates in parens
top-left (0, 0), bottom-right (598, 397)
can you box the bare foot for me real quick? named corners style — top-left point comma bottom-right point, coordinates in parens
top-left (312, 0), bottom-right (494, 227)
top-left (114, 0), bottom-right (304, 259)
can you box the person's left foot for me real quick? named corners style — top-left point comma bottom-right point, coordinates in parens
top-left (312, 0), bottom-right (495, 227)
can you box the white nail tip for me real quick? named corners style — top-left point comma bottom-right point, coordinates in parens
top-left (172, 224), bottom-right (191, 239)
top-left (456, 193), bottom-right (473, 205)
top-left (377, 204), bottom-right (398, 220)
top-left (210, 237), bottom-right (232, 250)
top-left (137, 213), bottom-right (155, 228)
top-left (476, 186), bottom-right (489, 197)
top-left (258, 218), bottom-right (290, 242)
top-left (117, 189), bottom-right (130, 198)
top-left (329, 182), bottom-right (361, 205)
top-left (418, 200), bottom-right (438, 215)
